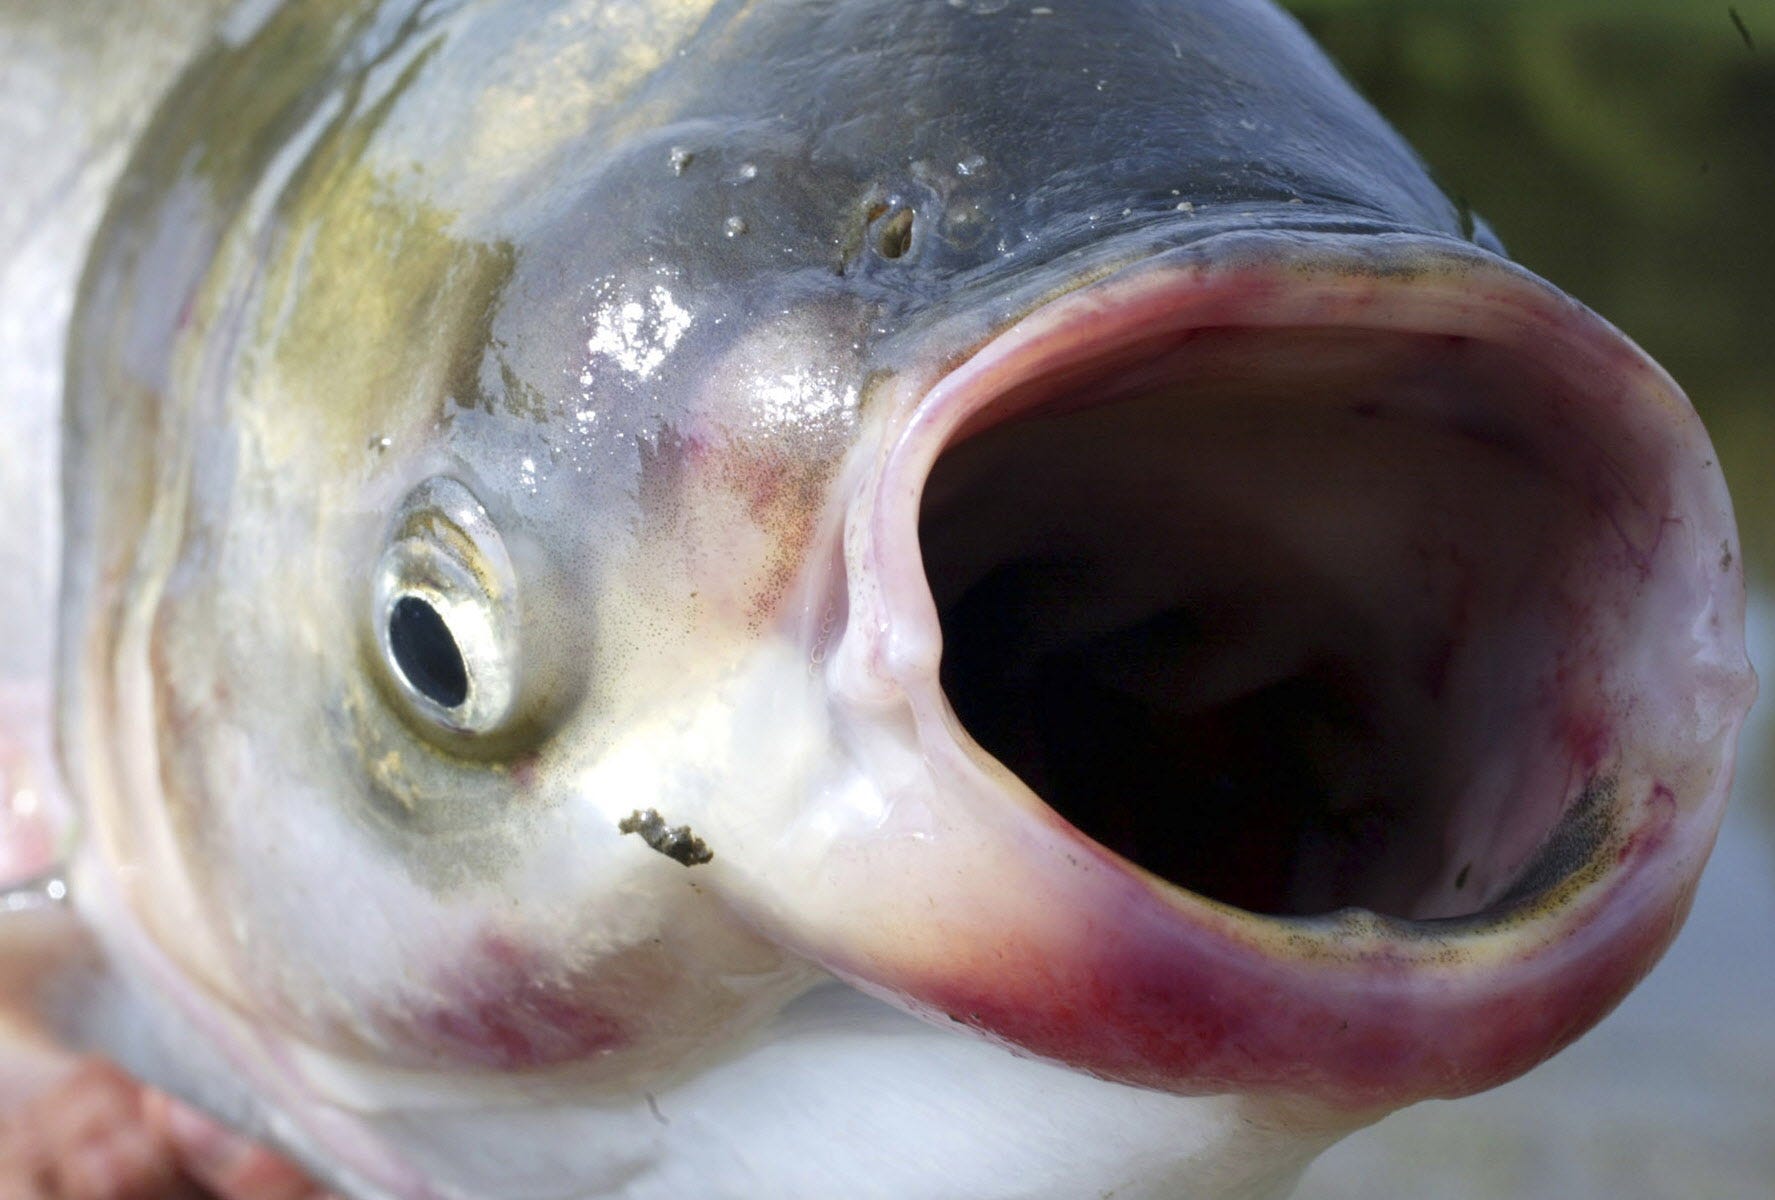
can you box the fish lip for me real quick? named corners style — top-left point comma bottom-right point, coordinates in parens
top-left (856, 228), bottom-right (1746, 693)
top-left (816, 228), bottom-right (1756, 1104)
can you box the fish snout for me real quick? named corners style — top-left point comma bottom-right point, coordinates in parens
top-left (732, 231), bottom-right (1754, 1108)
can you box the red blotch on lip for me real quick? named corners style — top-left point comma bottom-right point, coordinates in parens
top-left (903, 860), bottom-right (1675, 1108)
top-left (1615, 782), bottom-right (1679, 866)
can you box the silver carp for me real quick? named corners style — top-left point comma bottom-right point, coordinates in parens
top-left (0, 1), bottom-right (1755, 1197)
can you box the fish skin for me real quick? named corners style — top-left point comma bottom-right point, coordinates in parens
top-left (0, 2), bottom-right (1752, 1199)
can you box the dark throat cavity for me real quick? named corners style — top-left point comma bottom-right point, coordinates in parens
top-left (919, 324), bottom-right (1648, 921)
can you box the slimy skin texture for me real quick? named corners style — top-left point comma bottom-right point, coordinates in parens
top-left (0, 2), bottom-right (1754, 1199)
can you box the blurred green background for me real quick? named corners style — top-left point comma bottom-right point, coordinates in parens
top-left (1281, 3), bottom-right (1775, 1197)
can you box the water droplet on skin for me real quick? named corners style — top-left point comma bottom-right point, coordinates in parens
top-left (369, 435), bottom-right (392, 453)
top-left (724, 216), bottom-right (748, 237)
top-left (736, 162), bottom-right (758, 181)
top-left (669, 146), bottom-right (694, 175)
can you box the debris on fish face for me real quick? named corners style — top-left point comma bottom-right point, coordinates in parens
top-left (617, 809), bottom-right (714, 867)
top-left (7, 0), bottom-right (1752, 1197)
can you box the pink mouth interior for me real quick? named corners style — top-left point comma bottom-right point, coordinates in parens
top-left (919, 321), bottom-right (1673, 921)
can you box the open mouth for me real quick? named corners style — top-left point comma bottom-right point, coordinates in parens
top-left (897, 235), bottom-right (1743, 927)
top-left (799, 230), bottom-right (1753, 1103)
top-left (922, 321), bottom-right (1638, 922)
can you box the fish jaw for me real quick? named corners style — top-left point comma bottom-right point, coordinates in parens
top-left (701, 228), bottom-right (1754, 1109)
top-left (42, 802), bottom-right (1342, 1200)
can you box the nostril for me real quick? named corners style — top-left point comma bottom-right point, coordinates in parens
top-left (876, 207), bottom-right (916, 259)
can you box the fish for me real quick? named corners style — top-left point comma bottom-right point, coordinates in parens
top-left (0, 0), bottom-right (1756, 1197)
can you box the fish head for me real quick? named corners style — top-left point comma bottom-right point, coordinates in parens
top-left (21, 1), bottom-right (1759, 1197)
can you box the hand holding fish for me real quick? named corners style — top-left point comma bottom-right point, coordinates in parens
top-left (0, 1064), bottom-right (327, 1200)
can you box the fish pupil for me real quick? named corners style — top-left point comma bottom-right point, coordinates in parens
top-left (389, 596), bottom-right (469, 710)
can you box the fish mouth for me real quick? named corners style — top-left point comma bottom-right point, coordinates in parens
top-left (796, 230), bottom-right (1753, 1106)
top-left (913, 257), bottom-right (1672, 922)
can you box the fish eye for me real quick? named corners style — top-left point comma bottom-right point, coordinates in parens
top-left (387, 596), bottom-right (469, 709)
top-left (372, 477), bottom-right (519, 735)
